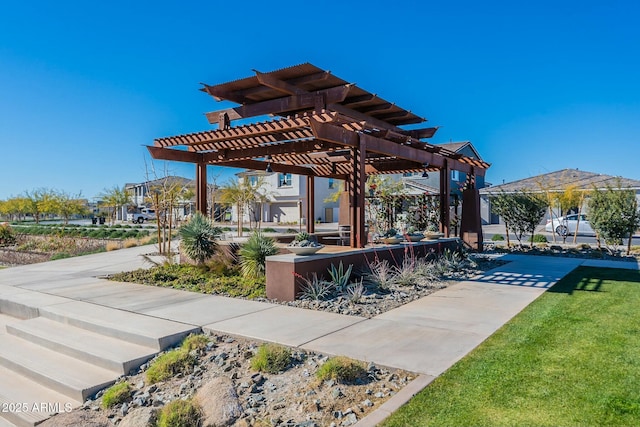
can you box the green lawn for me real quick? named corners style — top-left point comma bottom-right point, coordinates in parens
top-left (382, 267), bottom-right (640, 427)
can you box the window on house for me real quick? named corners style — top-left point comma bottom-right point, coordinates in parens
top-left (249, 176), bottom-right (259, 187)
top-left (278, 173), bottom-right (292, 187)
top-left (328, 178), bottom-right (335, 189)
top-left (451, 170), bottom-right (460, 181)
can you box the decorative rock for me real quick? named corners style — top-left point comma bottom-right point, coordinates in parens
top-left (341, 413), bottom-right (357, 426)
top-left (195, 376), bottom-right (243, 426)
top-left (331, 387), bottom-right (343, 399)
top-left (38, 411), bottom-right (112, 427)
top-left (121, 402), bottom-right (129, 416)
top-left (118, 407), bottom-right (156, 427)
top-left (362, 399), bottom-right (374, 407)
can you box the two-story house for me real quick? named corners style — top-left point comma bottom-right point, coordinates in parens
top-left (235, 171), bottom-right (339, 224)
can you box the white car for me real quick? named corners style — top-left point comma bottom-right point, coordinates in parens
top-left (545, 214), bottom-right (595, 236)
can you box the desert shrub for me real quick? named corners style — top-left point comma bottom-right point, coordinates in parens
top-left (181, 333), bottom-right (209, 352)
top-left (105, 241), bottom-right (120, 251)
top-left (50, 252), bottom-right (72, 260)
top-left (365, 259), bottom-right (395, 290)
top-left (297, 273), bottom-right (332, 300)
top-left (262, 227), bottom-right (277, 233)
top-left (0, 224), bottom-right (16, 246)
top-left (345, 279), bottom-right (365, 303)
top-left (146, 348), bottom-right (196, 384)
top-left (529, 234), bottom-right (548, 243)
top-left (123, 238), bottom-right (138, 248)
top-left (316, 356), bottom-right (367, 384)
top-left (250, 343), bottom-right (291, 374)
top-left (156, 399), bottom-right (202, 427)
top-left (179, 212), bottom-right (219, 265)
top-left (491, 234), bottom-right (505, 241)
top-left (239, 231), bottom-right (278, 280)
top-left (101, 382), bottom-right (131, 409)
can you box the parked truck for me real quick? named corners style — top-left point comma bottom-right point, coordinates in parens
top-left (127, 208), bottom-right (156, 224)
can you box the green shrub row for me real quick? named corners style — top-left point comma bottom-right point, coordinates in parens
top-left (13, 226), bottom-right (151, 239)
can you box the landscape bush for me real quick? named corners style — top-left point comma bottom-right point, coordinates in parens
top-left (146, 348), bottom-right (196, 384)
top-left (101, 382), bottom-right (131, 409)
top-left (529, 234), bottom-right (548, 243)
top-left (316, 356), bottom-right (367, 384)
top-left (250, 343), bottom-right (291, 374)
top-left (239, 231), bottom-right (278, 279)
top-left (178, 212), bottom-right (219, 265)
top-left (0, 224), bottom-right (16, 246)
top-left (156, 399), bottom-right (202, 427)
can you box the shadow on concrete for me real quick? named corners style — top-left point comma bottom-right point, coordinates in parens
top-left (470, 270), bottom-right (565, 289)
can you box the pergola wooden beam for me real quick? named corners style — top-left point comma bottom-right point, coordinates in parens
top-left (309, 120), bottom-right (486, 177)
top-left (147, 146), bottom-right (204, 163)
top-left (206, 140), bottom-right (341, 162)
top-left (214, 159), bottom-right (317, 177)
top-left (204, 86), bottom-right (350, 124)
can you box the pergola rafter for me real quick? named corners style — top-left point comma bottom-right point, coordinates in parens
top-left (149, 63), bottom-right (489, 249)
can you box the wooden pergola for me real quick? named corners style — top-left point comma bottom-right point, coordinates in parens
top-left (148, 63), bottom-right (490, 249)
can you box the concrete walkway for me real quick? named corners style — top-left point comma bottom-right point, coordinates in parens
top-left (1, 246), bottom-right (638, 426)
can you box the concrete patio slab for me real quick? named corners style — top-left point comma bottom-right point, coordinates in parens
top-left (204, 305), bottom-right (366, 347)
top-left (302, 317), bottom-right (484, 376)
top-left (140, 295), bottom-right (278, 326)
top-left (376, 281), bottom-right (546, 335)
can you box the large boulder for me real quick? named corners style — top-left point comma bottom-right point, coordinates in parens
top-left (195, 376), bottom-right (243, 427)
top-left (118, 407), bottom-right (157, 427)
top-left (38, 410), bottom-right (111, 427)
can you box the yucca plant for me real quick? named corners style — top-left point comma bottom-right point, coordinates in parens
top-left (178, 212), bottom-right (218, 265)
top-left (239, 231), bottom-right (278, 279)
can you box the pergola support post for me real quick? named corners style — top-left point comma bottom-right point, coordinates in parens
top-left (195, 162), bottom-right (207, 215)
top-left (439, 161), bottom-right (450, 236)
top-left (348, 138), bottom-right (366, 248)
top-left (460, 170), bottom-right (484, 251)
top-left (306, 175), bottom-right (315, 234)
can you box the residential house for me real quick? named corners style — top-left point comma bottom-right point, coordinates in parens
top-left (479, 169), bottom-right (640, 224)
top-left (124, 176), bottom-right (202, 221)
top-left (234, 171), bottom-right (338, 224)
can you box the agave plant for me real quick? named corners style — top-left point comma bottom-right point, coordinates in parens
top-left (327, 261), bottom-right (353, 294)
top-left (178, 212), bottom-right (219, 265)
top-left (239, 231), bottom-right (278, 279)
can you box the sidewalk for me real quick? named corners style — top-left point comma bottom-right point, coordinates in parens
top-left (0, 246), bottom-right (637, 426)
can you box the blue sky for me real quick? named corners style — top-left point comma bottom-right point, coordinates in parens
top-left (1, 0), bottom-right (639, 200)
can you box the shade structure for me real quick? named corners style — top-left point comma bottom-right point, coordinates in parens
top-left (149, 63), bottom-right (490, 249)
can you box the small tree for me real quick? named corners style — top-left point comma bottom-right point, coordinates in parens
top-left (55, 191), bottom-right (89, 224)
top-left (588, 183), bottom-right (640, 255)
top-left (492, 191), bottom-right (548, 247)
top-left (178, 211), bottom-right (219, 265)
top-left (99, 186), bottom-right (131, 225)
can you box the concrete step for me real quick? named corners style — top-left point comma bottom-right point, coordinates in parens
top-left (0, 365), bottom-right (80, 427)
top-left (39, 301), bottom-right (199, 350)
top-left (0, 415), bottom-right (16, 427)
top-left (0, 334), bottom-right (117, 402)
top-left (6, 317), bottom-right (158, 375)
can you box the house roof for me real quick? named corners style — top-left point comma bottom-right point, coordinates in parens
top-left (480, 169), bottom-right (640, 194)
top-left (437, 141), bottom-right (483, 161)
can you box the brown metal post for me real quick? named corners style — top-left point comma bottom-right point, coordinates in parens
top-left (440, 161), bottom-right (450, 237)
top-left (349, 138), bottom-right (366, 248)
top-left (460, 169), bottom-right (484, 251)
top-left (306, 175), bottom-right (315, 234)
top-left (195, 162), bottom-right (207, 215)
